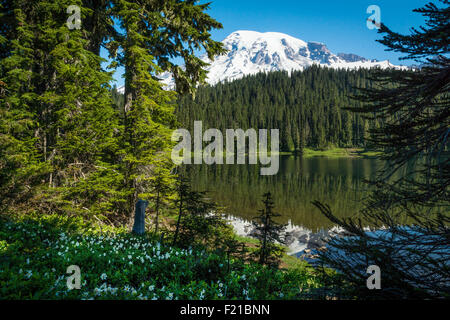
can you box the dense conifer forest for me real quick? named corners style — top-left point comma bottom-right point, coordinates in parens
top-left (176, 66), bottom-right (383, 152)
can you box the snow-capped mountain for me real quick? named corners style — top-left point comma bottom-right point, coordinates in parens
top-left (118, 30), bottom-right (405, 91)
top-left (117, 86), bottom-right (125, 94)
top-left (201, 30), bottom-right (399, 86)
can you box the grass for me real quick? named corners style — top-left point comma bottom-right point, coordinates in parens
top-left (301, 147), bottom-right (377, 158)
top-left (234, 234), bottom-right (260, 246)
top-left (171, 148), bottom-right (380, 162)
top-left (302, 147), bottom-right (353, 158)
top-left (281, 254), bottom-right (310, 270)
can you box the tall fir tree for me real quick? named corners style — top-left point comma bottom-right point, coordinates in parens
top-left (252, 192), bottom-right (287, 267)
top-left (111, 0), bottom-right (225, 223)
top-left (0, 0), bottom-right (119, 218)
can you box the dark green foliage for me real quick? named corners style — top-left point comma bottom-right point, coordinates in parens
top-left (313, 0), bottom-right (450, 299)
top-left (149, 167), bottom-right (174, 235)
top-left (172, 176), bottom-right (190, 246)
top-left (0, 0), bottom-right (119, 218)
top-left (172, 176), bottom-right (230, 250)
top-left (219, 237), bottom-right (248, 273)
top-left (252, 192), bottom-right (287, 267)
top-left (176, 67), bottom-right (378, 151)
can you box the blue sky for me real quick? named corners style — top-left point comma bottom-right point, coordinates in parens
top-left (110, 0), bottom-right (429, 87)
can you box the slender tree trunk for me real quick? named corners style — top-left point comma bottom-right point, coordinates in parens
top-left (173, 193), bottom-right (183, 246)
top-left (260, 212), bottom-right (268, 264)
top-left (123, 48), bottom-right (138, 222)
top-left (154, 190), bottom-right (160, 234)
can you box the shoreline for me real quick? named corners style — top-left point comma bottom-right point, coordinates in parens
top-left (178, 148), bottom-right (380, 161)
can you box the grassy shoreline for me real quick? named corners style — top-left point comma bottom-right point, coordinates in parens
top-left (175, 148), bottom-right (380, 163)
top-left (300, 147), bottom-right (380, 158)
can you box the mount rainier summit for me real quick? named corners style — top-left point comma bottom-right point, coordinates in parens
top-left (118, 30), bottom-right (404, 92)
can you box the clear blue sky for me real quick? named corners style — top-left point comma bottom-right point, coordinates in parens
top-left (110, 0), bottom-right (430, 87)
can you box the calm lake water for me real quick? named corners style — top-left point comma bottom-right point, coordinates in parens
top-left (183, 156), bottom-right (383, 231)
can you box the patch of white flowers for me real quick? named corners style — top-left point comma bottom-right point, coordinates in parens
top-left (1, 219), bottom-right (307, 300)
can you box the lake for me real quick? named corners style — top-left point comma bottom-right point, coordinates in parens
top-left (183, 156), bottom-right (382, 231)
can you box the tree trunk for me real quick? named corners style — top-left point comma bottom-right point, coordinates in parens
top-left (173, 193), bottom-right (183, 246)
top-left (154, 190), bottom-right (160, 234)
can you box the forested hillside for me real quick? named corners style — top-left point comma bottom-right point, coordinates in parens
top-left (176, 66), bottom-right (383, 152)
